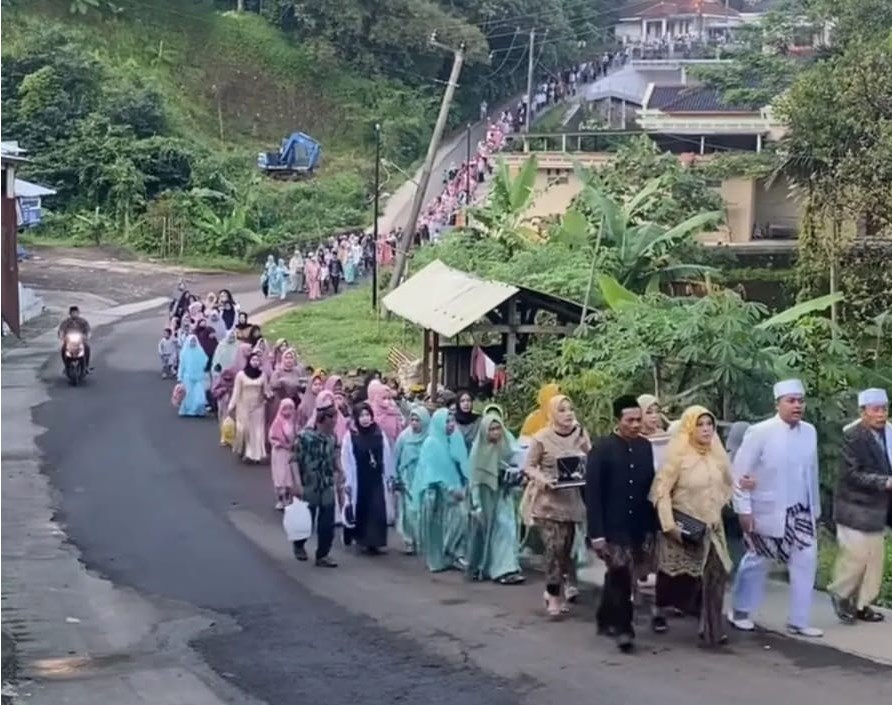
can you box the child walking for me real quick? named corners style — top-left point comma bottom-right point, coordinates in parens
top-left (158, 327), bottom-right (178, 379)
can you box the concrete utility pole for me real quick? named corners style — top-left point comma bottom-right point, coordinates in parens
top-left (386, 40), bottom-right (465, 296)
top-left (525, 28), bottom-right (535, 132)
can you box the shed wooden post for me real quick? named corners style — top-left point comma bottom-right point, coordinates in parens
top-left (429, 332), bottom-right (440, 392)
top-left (421, 329), bottom-right (431, 390)
top-left (505, 298), bottom-right (519, 358)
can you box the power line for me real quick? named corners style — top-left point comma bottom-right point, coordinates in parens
top-left (437, 4), bottom-right (620, 40)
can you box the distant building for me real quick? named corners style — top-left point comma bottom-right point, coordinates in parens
top-left (637, 83), bottom-right (786, 153)
top-left (614, 1), bottom-right (744, 45)
top-left (15, 178), bottom-right (57, 228)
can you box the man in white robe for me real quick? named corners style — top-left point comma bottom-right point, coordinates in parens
top-left (829, 388), bottom-right (892, 623)
top-left (729, 379), bottom-right (824, 637)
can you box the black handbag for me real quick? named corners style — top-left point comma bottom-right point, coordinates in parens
top-left (672, 510), bottom-right (707, 546)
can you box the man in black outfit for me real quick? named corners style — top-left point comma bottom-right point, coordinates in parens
top-left (586, 395), bottom-right (657, 652)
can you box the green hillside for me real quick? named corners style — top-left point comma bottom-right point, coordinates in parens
top-left (2, 0), bottom-right (616, 262)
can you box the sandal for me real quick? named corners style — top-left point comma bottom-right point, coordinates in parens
top-left (496, 573), bottom-right (526, 585)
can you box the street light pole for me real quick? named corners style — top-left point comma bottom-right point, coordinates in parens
top-left (465, 123), bottom-right (472, 206)
top-left (372, 123), bottom-right (380, 311)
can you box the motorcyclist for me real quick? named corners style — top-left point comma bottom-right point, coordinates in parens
top-left (58, 305), bottom-right (92, 371)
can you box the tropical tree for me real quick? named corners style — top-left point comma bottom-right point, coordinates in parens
top-left (573, 179), bottom-right (722, 295)
top-left (469, 155), bottom-right (540, 249)
top-left (194, 200), bottom-right (263, 257)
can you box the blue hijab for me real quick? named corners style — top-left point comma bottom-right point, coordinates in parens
top-left (414, 408), bottom-right (468, 494)
top-left (395, 406), bottom-right (431, 471)
top-left (178, 335), bottom-right (208, 383)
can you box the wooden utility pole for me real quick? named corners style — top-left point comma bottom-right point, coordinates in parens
top-left (387, 40), bottom-right (465, 296)
top-left (525, 29), bottom-right (535, 132)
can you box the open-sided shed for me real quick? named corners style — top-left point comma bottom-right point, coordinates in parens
top-left (382, 260), bottom-right (584, 391)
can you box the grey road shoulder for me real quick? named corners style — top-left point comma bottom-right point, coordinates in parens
top-left (1, 297), bottom-right (254, 705)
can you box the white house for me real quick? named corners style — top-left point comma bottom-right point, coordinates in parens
top-left (614, 1), bottom-right (745, 45)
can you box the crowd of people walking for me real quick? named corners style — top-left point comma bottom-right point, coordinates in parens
top-left (158, 296), bottom-right (891, 654)
top-left (259, 231), bottom-right (397, 303)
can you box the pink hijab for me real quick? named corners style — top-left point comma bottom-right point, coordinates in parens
top-left (253, 338), bottom-right (273, 376)
top-left (296, 373), bottom-right (324, 428)
top-left (272, 339), bottom-right (288, 370)
top-left (268, 398), bottom-right (296, 449)
top-left (367, 379), bottom-right (403, 444)
top-left (230, 342), bottom-right (254, 373)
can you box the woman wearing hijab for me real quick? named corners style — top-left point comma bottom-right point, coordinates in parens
top-left (414, 408), bottom-right (469, 572)
top-left (725, 421), bottom-right (750, 463)
top-left (207, 309), bottom-right (228, 342)
top-left (454, 390), bottom-right (481, 451)
top-left (252, 338), bottom-right (273, 377)
top-left (649, 405), bottom-right (734, 646)
top-left (269, 398), bottom-right (297, 510)
top-left (267, 347), bottom-right (303, 427)
top-left (235, 312), bottom-right (252, 343)
top-left (296, 373), bottom-right (325, 429)
top-left (365, 379), bottom-right (403, 443)
top-left (271, 338), bottom-right (289, 370)
top-left (305, 255), bottom-right (322, 301)
top-left (194, 320), bottom-right (218, 369)
top-left (520, 383), bottom-right (560, 438)
top-left (324, 375), bottom-right (352, 442)
top-left (393, 406), bottom-right (430, 554)
top-left (261, 254), bottom-right (275, 297)
top-left (521, 394), bottom-right (591, 617)
top-left (212, 330), bottom-right (239, 380)
top-left (367, 379), bottom-right (403, 524)
top-left (466, 412), bottom-right (525, 585)
top-left (638, 394), bottom-right (669, 438)
top-left (228, 352), bottom-right (269, 463)
top-left (177, 335), bottom-right (209, 417)
top-left (341, 402), bottom-right (395, 554)
top-left (211, 368), bottom-right (237, 445)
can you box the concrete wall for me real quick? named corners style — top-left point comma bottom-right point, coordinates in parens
top-left (503, 153), bottom-right (800, 243)
top-left (754, 176), bottom-right (800, 237)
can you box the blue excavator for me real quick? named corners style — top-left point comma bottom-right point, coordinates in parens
top-left (257, 132), bottom-right (321, 179)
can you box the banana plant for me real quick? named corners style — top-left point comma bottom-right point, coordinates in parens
top-left (576, 180), bottom-right (722, 292)
top-left (470, 155), bottom-right (540, 247)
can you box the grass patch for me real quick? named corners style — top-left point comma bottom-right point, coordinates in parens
top-left (532, 104), bottom-right (568, 132)
top-left (264, 285), bottom-right (422, 373)
top-left (162, 254), bottom-right (256, 274)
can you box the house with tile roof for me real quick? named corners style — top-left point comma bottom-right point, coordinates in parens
top-left (615, 1), bottom-right (744, 45)
top-left (637, 83), bottom-right (785, 153)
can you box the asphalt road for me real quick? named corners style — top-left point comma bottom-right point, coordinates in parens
top-left (35, 309), bottom-right (892, 705)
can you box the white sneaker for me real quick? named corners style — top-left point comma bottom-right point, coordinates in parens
top-left (787, 624), bottom-right (823, 638)
top-left (274, 501), bottom-right (284, 511)
top-left (565, 585), bottom-right (580, 602)
top-left (728, 611), bottom-right (755, 631)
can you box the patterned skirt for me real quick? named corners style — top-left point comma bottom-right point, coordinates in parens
top-left (748, 503), bottom-right (814, 563)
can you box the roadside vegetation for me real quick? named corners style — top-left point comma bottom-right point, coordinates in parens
top-left (2, 0), bottom-right (616, 263)
top-left (264, 286), bottom-right (420, 372)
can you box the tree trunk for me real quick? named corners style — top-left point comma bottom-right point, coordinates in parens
top-left (236, 0), bottom-right (245, 12)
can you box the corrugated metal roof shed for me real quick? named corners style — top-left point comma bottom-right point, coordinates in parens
top-left (382, 259), bottom-right (518, 338)
top-left (14, 179), bottom-right (56, 198)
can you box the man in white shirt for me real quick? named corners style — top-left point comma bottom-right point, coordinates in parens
top-left (728, 379), bottom-right (824, 637)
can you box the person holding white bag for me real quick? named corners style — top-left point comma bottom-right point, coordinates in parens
top-left (291, 404), bottom-right (344, 567)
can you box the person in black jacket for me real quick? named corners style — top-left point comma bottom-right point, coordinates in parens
top-left (829, 388), bottom-right (892, 624)
top-left (586, 395), bottom-right (657, 652)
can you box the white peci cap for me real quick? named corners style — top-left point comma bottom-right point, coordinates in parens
top-left (858, 388), bottom-right (888, 407)
top-left (773, 379), bottom-right (805, 400)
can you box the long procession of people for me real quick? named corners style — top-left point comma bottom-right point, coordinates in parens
top-left (156, 297), bottom-right (892, 654)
